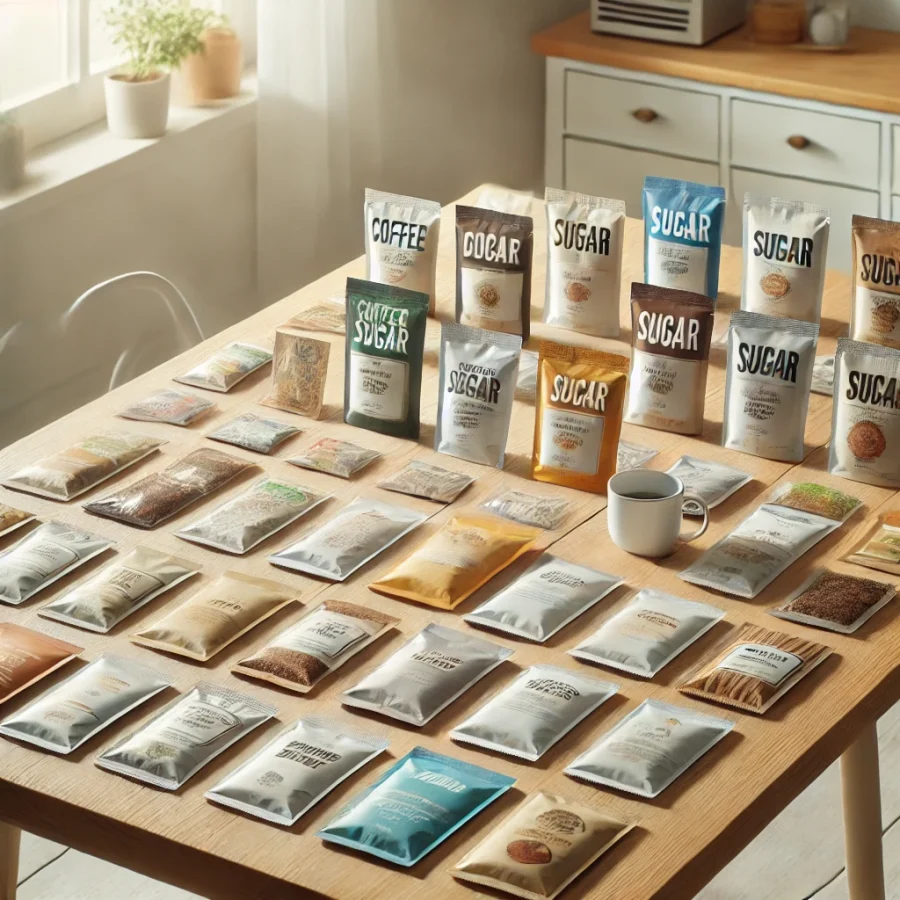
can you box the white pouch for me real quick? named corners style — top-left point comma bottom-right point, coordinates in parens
top-left (665, 455), bottom-right (752, 516)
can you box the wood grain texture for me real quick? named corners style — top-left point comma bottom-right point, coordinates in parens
top-left (531, 11), bottom-right (900, 115)
top-left (0, 186), bottom-right (896, 900)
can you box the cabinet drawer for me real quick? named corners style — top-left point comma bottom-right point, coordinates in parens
top-left (731, 99), bottom-right (879, 191)
top-left (564, 138), bottom-right (720, 221)
top-left (565, 71), bottom-right (719, 163)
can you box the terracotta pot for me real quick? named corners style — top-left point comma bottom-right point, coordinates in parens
top-left (177, 28), bottom-right (243, 105)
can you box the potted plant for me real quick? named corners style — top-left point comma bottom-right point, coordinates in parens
top-left (0, 113), bottom-right (25, 194)
top-left (176, 24), bottom-right (242, 106)
top-left (103, 0), bottom-right (222, 139)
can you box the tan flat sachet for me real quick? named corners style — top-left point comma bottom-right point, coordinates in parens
top-left (453, 790), bottom-right (632, 900)
top-left (130, 571), bottom-right (297, 661)
top-left (369, 514), bottom-right (540, 609)
top-left (0, 623), bottom-right (82, 704)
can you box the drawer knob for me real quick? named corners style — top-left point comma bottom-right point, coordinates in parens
top-left (787, 134), bottom-right (811, 150)
top-left (632, 107), bottom-right (658, 124)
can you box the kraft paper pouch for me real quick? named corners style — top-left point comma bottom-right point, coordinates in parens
top-left (96, 682), bottom-right (275, 790)
top-left (480, 489), bottom-right (575, 531)
top-left (453, 790), bottom-right (633, 900)
top-left (341, 624), bottom-right (512, 726)
top-left (851, 215), bottom-right (900, 348)
top-left (666, 455), bottom-right (752, 516)
top-left (843, 511), bottom-right (900, 576)
top-left (723, 311), bottom-right (819, 462)
top-left (829, 339), bottom-right (900, 488)
top-left (456, 205), bottom-right (533, 339)
top-left (0, 503), bottom-right (35, 538)
top-left (0, 521), bottom-right (113, 605)
top-left (544, 188), bottom-right (626, 338)
top-left (378, 459), bottom-right (475, 504)
top-left (261, 329), bottom-right (330, 419)
top-left (435, 323), bottom-right (521, 468)
top-left (40, 545), bottom-right (200, 633)
top-left (207, 413), bottom-right (300, 455)
top-left (288, 437), bottom-right (381, 479)
top-left (532, 342), bottom-right (629, 494)
top-left (206, 716), bottom-right (389, 826)
top-left (318, 746), bottom-right (515, 866)
top-left (464, 554), bottom-right (624, 643)
top-left (232, 599), bottom-right (399, 694)
top-left (174, 341), bottom-right (272, 393)
top-left (642, 176), bottom-right (726, 298)
top-left (679, 622), bottom-right (832, 714)
top-left (365, 188), bottom-right (441, 314)
top-left (369, 513), bottom-right (539, 610)
top-left (450, 665), bottom-right (618, 762)
top-left (281, 296), bottom-right (346, 334)
top-left (0, 654), bottom-right (171, 754)
top-left (568, 589), bottom-right (725, 678)
top-left (130, 571), bottom-right (297, 661)
top-left (117, 389), bottom-right (215, 426)
top-left (565, 699), bottom-right (733, 798)
top-left (742, 193), bottom-right (830, 323)
top-left (268, 496), bottom-right (427, 582)
top-left (3, 432), bottom-right (164, 501)
top-left (345, 277), bottom-right (429, 439)
top-left (0, 623), bottom-right (81, 704)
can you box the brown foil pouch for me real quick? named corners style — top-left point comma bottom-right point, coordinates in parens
top-left (851, 215), bottom-right (900, 349)
top-left (130, 571), bottom-right (297, 661)
top-left (0, 623), bottom-right (81, 704)
top-left (532, 342), bottom-right (629, 494)
top-left (453, 790), bottom-right (632, 900)
top-left (679, 622), bottom-right (831, 714)
top-left (369, 513), bottom-right (540, 610)
top-left (261, 328), bottom-right (330, 419)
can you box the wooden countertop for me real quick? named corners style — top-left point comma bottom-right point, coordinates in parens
top-left (532, 10), bottom-right (900, 115)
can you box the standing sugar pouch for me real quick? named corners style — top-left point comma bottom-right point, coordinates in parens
top-left (851, 215), bottom-right (900, 348)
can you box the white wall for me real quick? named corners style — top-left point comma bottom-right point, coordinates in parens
top-left (855, 0), bottom-right (900, 29)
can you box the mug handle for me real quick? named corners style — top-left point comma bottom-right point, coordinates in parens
top-left (680, 493), bottom-right (709, 543)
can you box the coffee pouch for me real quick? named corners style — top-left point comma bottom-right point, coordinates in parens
top-left (565, 699), bottom-right (733, 797)
top-left (464, 554), bottom-right (623, 643)
top-left (176, 477), bottom-right (329, 554)
top-left (0, 503), bottom-right (34, 538)
top-left (617, 440), bottom-right (658, 472)
top-left (232, 599), bottom-right (399, 693)
top-left (318, 746), bottom-right (515, 867)
top-left (642, 176), bottom-right (726, 298)
top-left (723, 311), bottom-right (818, 462)
top-left (281, 296), bottom-right (346, 334)
top-left (174, 341), bottom-right (272, 393)
top-left (456, 205), bottom-right (533, 338)
top-left (532, 342), bottom-right (629, 494)
top-left (341, 624), bottom-right (512, 726)
top-left (843, 511), bottom-right (900, 576)
top-left (829, 339), bottom-right (900, 488)
top-left (0, 624), bottom-right (81, 704)
top-left (40, 545), bottom-right (200, 633)
top-left (207, 413), bottom-right (300, 455)
top-left (851, 215), bottom-right (900, 348)
top-left (0, 521), bottom-right (113, 605)
top-left (679, 622), bottom-right (831, 714)
top-left (268, 496), bottom-right (427, 582)
top-left (369, 513), bottom-right (539, 610)
top-left (666, 456), bottom-right (752, 515)
top-left (435, 323), bottom-right (521, 468)
top-left (345, 277), bottom-right (429, 438)
top-left (96, 682), bottom-right (275, 790)
top-left (118, 389), bottom-right (215, 426)
top-left (569, 590), bottom-right (725, 678)
top-left (0, 654), bottom-right (171, 754)
top-left (453, 790), bottom-right (632, 900)
top-left (3, 431), bottom-right (164, 501)
top-left (450, 665), bottom-right (618, 761)
top-left (288, 437), bottom-right (381, 479)
top-left (206, 716), bottom-right (389, 826)
top-left (260, 329), bottom-right (330, 419)
top-left (378, 459), bottom-right (475, 504)
top-left (480, 490), bottom-right (575, 531)
top-left (625, 283), bottom-right (714, 434)
top-left (742, 194), bottom-right (830, 323)
top-left (544, 188), bottom-right (626, 337)
top-left (130, 571), bottom-right (297, 661)
top-left (365, 188), bottom-right (441, 314)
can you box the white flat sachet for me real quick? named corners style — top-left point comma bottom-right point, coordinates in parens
top-left (450, 665), bottom-right (618, 762)
top-left (565, 699), bottom-right (734, 798)
top-left (174, 341), bottom-right (272, 393)
top-left (568, 589), bottom-right (725, 678)
top-left (666, 456), bottom-right (753, 516)
top-left (464, 554), bottom-right (624, 643)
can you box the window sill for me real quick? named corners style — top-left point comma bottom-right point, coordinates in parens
top-left (0, 75), bottom-right (257, 226)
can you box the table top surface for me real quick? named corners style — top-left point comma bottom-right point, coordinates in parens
top-left (0, 186), bottom-right (898, 900)
top-left (532, 11), bottom-right (900, 115)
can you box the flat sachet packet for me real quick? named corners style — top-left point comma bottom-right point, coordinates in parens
top-left (174, 341), bottom-right (272, 393)
top-left (261, 329), bottom-right (330, 419)
top-left (481, 490), bottom-right (575, 531)
top-left (617, 440), bottom-right (658, 472)
top-left (287, 438), bottom-right (381, 479)
top-left (117, 389), bottom-right (215, 426)
top-left (206, 413), bottom-right (300, 455)
top-left (0, 503), bottom-right (34, 538)
top-left (0, 623), bottom-right (81, 704)
top-left (666, 456), bottom-right (753, 515)
top-left (281, 296), bottom-right (346, 334)
top-left (843, 511), bottom-right (900, 575)
top-left (770, 481), bottom-right (862, 521)
top-left (378, 459), bottom-right (475, 504)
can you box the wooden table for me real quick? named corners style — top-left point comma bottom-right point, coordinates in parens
top-left (0, 187), bottom-right (897, 900)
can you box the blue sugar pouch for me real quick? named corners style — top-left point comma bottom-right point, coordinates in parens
top-left (317, 746), bottom-right (514, 867)
top-left (643, 176), bottom-right (726, 299)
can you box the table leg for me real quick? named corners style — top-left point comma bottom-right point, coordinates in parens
top-left (840, 721), bottom-right (885, 900)
top-left (0, 820), bottom-right (19, 900)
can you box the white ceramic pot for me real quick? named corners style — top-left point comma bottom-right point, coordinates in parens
top-left (104, 72), bottom-right (171, 139)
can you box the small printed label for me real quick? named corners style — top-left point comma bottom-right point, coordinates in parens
top-left (460, 267), bottom-right (523, 323)
top-left (716, 642), bottom-right (803, 686)
top-left (647, 237), bottom-right (708, 294)
top-left (349, 351), bottom-right (408, 422)
top-left (854, 286), bottom-right (900, 348)
top-left (539, 408), bottom-right (603, 475)
top-left (274, 613), bottom-right (369, 660)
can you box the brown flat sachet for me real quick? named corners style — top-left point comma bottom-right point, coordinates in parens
top-left (0, 503), bottom-right (35, 538)
top-left (261, 328), bottom-right (330, 419)
top-left (0, 623), bottom-right (81, 704)
top-left (679, 622), bottom-right (831, 714)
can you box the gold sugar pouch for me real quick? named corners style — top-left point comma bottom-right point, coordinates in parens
top-left (532, 342), bottom-right (628, 493)
top-left (369, 513), bottom-right (539, 609)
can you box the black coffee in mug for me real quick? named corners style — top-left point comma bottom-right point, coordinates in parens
top-left (621, 491), bottom-right (668, 500)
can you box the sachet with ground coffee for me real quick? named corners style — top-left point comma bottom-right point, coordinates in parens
top-left (117, 388), bottom-right (215, 426)
top-left (843, 511), bottom-right (900, 575)
top-left (378, 459), bottom-right (475, 504)
top-left (261, 328), bottom-right (330, 418)
top-left (665, 455), bottom-right (752, 515)
top-left (174, 341), bottom-right (272, 393)
top-left (0, 503), bottom-right (34, 538)
top-left (281, 296), bottom-right (346, 334)
top-left (287, 437), bottom-right (381, 479)
top-left (0, 623), bottom-right (81, 704)
top-left (207, 412), bottom-right (300, 455)
top-left (851, 215), bottom-right (900, 348)
top-left (480, 489), bottom-right (575, 531)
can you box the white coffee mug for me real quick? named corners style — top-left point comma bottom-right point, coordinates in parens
top-left (608, 469), bottom-right (709, 558)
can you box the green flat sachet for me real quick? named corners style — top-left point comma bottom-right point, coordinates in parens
top-left (344, 277), bottom-right (429, 439)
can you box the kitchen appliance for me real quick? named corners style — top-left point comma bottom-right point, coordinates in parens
top-left (591, 0), bottom-right (747, 46)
